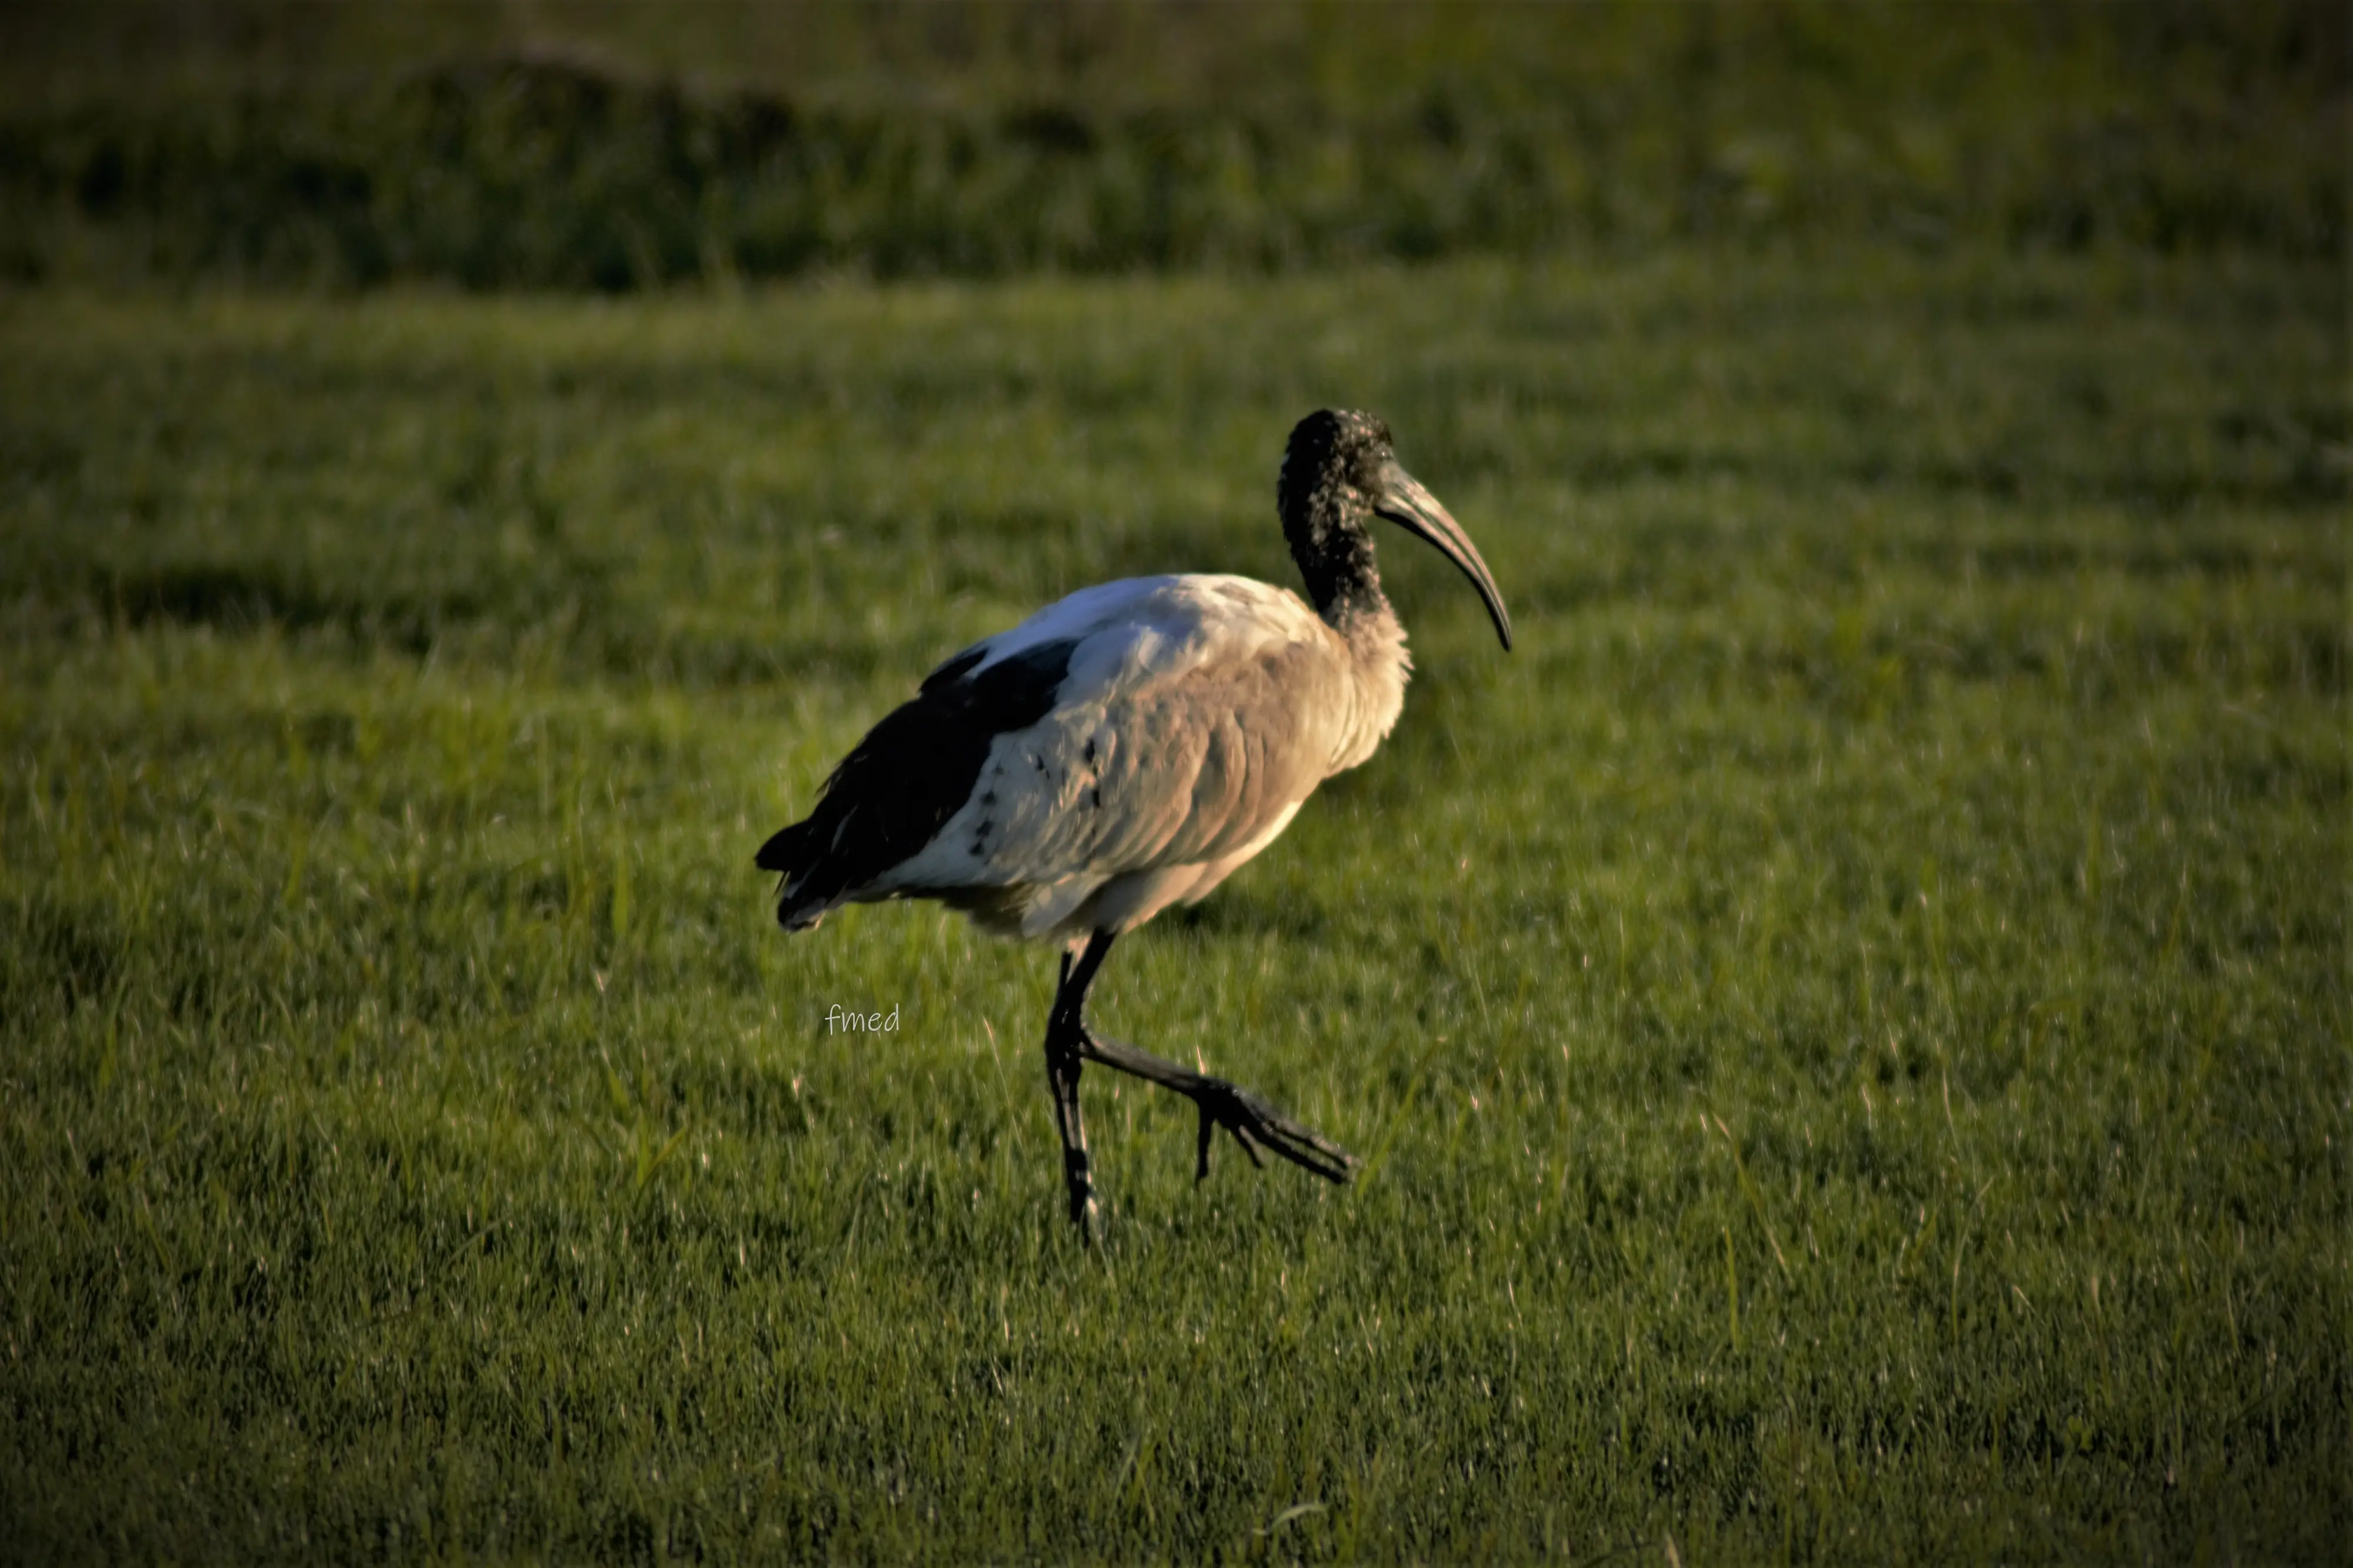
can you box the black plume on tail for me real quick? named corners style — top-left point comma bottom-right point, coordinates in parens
top-left (752, 823), bottom-right (803, 875)
top-left (755, 817), bottom-right (832, 931)
top-left (756, 636), bottom-right (1079, 931)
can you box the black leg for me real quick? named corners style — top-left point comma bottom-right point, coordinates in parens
top-left (1044, 934), bottom-right (1113, 1233)
top-left (1046, 928), bottom-right (1357, 1206)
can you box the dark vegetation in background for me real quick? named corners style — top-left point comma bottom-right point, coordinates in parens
top-left (0, 0), bottom-right (2342, 289)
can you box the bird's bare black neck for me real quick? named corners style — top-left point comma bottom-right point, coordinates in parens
top-left (1286, 504), bottom-right (1389, 631)
top-left (1278, 410), bottom-right (1389, 632)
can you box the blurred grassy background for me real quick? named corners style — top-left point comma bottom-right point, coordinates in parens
top-left (1, 0), bottom-right (2343, 287)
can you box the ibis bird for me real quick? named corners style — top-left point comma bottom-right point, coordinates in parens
top-left (758, 409), bottom-right (1511, 1229)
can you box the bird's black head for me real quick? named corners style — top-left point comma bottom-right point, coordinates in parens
top-left (1278, 409), bottom-right (1512, 649)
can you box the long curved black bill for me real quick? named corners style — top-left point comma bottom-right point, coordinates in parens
top-left (1372, 460), bottom-right (1513, 650)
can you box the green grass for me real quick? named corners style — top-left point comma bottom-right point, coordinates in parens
top-left (1, 252), bottom-right (2346, 1560)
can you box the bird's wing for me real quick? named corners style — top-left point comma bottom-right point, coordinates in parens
top-left (880, 576), bottom-right (1359, 900)
top-left (765, 576), bottom-right (1218, 923)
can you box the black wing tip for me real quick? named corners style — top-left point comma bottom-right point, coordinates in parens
top-left (754, 825), bottom-right (799, 873)
top-left (758, 636), bottom-right (1075, 925)
top-left (919, 645), bottom-right (988, 694)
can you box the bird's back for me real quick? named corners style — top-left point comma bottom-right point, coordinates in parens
top-left (761, 573), bottom-right (1409, 938)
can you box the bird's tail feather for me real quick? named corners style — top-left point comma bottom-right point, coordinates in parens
top-left (755, 822), bottom-right (829, 930)
top-left (753, 822), bottom-right (803, 875)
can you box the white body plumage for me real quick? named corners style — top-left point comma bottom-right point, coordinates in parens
top-left (871, 573), bottom-right (1411, 939)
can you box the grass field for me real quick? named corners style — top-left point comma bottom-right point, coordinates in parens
top-left (1, 252), bottom-right (2347, 1560)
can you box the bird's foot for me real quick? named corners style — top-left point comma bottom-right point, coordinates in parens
top-left (1077, 1030), bottom-right (1358, 1186)
top-left (1182, 1073), bottom-right (1358, 1185)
